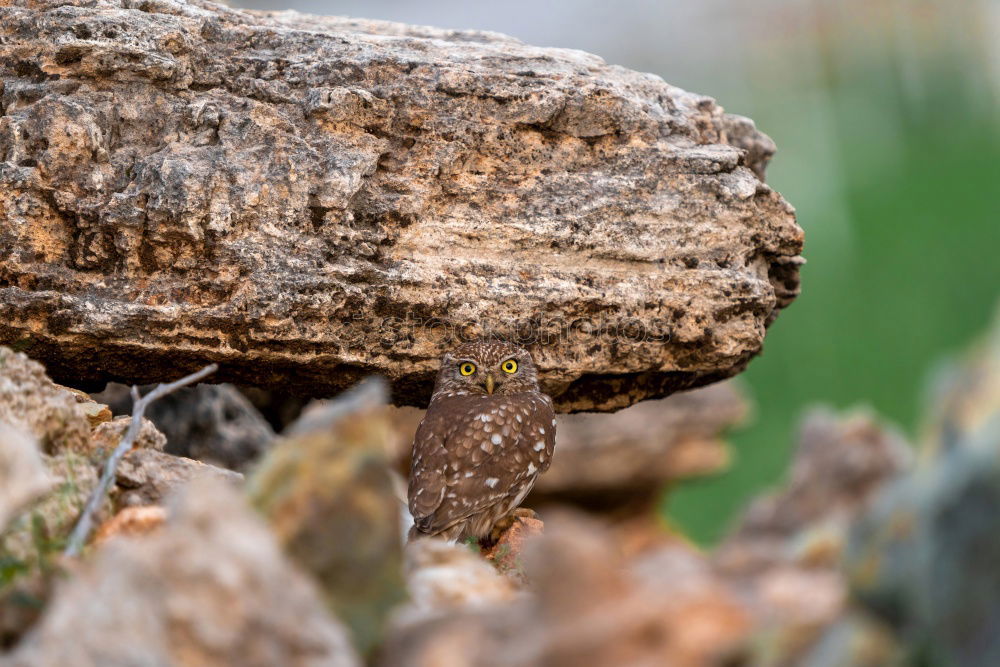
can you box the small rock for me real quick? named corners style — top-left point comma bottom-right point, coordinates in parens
top-left (717, 407), bottom-right (911, 576)
top-left (54, 385), bottom-right (112, 428)
top-left (403, 538), bottom-right (518, 615)
top-left (483, 517), bottom-right (543, 582)
top-left (95, 383), bottom-right (276, 471)
top-left (115, 448), bottom-right (242, 507)
top-left (79, 402), bottom-right (112, 428)
top-left (94, 505), bottom-right (167, 544)
top-left (90, 416), bottom-right (167, 455)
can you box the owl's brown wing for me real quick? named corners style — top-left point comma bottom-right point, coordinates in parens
top-left (408, 393), bottom-right (555, 537)
top-left (407, 413), bottom-right (450, 524)
top-left (535, 393), bottom-right (557, 474)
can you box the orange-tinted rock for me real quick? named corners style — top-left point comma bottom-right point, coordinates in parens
top-left (94, 506), bottom-right (168, 544)
top-left (90, 416), bottom-right (167, 455)
top-left (484, 516), bottom-right (544, 582)
top-left (56, 385), bottom-right (112, 429)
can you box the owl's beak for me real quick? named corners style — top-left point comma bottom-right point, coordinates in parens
top-left (484, 373), bottom-right (495, 395)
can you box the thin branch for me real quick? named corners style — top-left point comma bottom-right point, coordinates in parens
top-left (63, 364), bottom-right (219, 557)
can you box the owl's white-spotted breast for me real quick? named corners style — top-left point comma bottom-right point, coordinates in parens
top-left (408, 341), bottom-right (556, 543)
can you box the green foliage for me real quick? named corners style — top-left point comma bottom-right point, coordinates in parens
top-left (0, 454), bottom-right (91, 599)
top-left (462, 536), bottom-right (482, 554)
top-left (667, 32), bottom-right (1000, 545)
top-left (0, 555), bottom-right (29, 589)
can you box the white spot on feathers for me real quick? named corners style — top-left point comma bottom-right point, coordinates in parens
top-left (485, 478), bottom-right (499, 488)
top-left (491, 434), bottom-right (502, 445)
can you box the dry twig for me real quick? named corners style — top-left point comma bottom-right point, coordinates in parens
top-left (63, 364), bottom-right (219, 557)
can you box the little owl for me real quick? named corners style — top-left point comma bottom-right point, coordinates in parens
top-left (408, 341), bottom-right (556, 543)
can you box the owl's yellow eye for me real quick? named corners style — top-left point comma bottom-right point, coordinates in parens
top-left (501, 359), bottom-right (518, 374)
top-left (459, 362), bottom-right (476, 376)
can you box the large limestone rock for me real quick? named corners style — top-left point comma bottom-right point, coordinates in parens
top-left (0, 0), bottom-right (803, 411)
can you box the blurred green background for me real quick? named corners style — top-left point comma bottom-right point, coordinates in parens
top-left (665, 1), bottom-right (1000, 543)
top-left (239, 0), bottom-right (1000, 543)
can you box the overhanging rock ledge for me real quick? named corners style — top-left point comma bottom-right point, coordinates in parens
top-left (0, 0), bottom-right (803, 411)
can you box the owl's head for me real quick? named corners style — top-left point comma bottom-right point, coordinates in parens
top-left (433, 341), bottom-right (540, 398)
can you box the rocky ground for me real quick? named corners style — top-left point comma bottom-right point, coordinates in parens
top-left (2, 309), bottom-right (999, 665)
top-left (1, 2), bottom-right (997, 664)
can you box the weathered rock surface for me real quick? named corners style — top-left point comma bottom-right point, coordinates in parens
top-left (0, 0), bottom-right (802, 411)
top-left (382, 512), bottom-right (751, 667)
top-left (91, 414), bottom-right (167, 453)
top-left (0, 348), bottom-right (91, 454)
top-left (115, 447), bottom-right (242, 506)
top-left (715, 408), bottom-right (912, 665)
top-left (57, 385), bottom-right (112, 428)
top-left (841, 312), bottom-right (1000, 666)
top-left (532, 381), bottom-right (747, 509)
top-left (0, 423), bottom-right (50, 534)
top-left (249, 379), bottom-right (405, 656)
top-left (4, 478), bottom-right (361, 667)
top-left (401, 538), bottom-right (518, 617)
